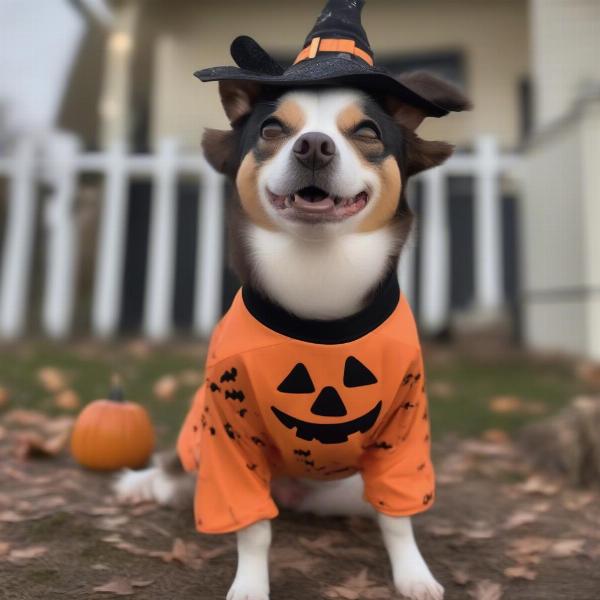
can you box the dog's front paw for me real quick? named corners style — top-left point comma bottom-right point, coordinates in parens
top-left (226, 580), bottom-right (269, 600)
top-left (394, 570), bottom-right (444, 600)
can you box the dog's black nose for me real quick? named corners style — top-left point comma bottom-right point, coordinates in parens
top-left (293, 132), bottom-right (336, 170)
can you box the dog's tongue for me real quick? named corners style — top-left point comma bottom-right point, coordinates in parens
top-left (293, 194), bottom-right (335, 213)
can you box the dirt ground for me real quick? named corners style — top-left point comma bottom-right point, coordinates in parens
top-left (1, 414), bottom-right (599, 600)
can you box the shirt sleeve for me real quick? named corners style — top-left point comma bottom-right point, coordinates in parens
top-left (191, 361), bottom-right (278, 534)
top-left (361, 349), bottom-right (435, 517)
top-left (177, 386), bottom-right (205, 473)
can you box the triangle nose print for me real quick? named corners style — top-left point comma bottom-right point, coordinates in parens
top-left (311, 386), bottom-right (348, 417)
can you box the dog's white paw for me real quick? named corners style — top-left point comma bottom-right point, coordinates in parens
top-left (226, 580), bottom-right (269, 600)
top-left (113, 467), bottom-right (176, 505)
top-left (394, 571), bottom-right (444, 600)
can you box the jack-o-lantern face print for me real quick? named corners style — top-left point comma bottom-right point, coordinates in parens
top-left (271, 356), bottom-right (382, 444)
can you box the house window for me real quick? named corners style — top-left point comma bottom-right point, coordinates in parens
top-left (378, 50), bottom-right (466, 87)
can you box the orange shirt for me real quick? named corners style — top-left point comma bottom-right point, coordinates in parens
top-left (177, 274), bottom-right (434, 534)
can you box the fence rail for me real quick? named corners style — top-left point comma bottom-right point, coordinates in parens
top-left (0, 133), bottom-right (518, 341)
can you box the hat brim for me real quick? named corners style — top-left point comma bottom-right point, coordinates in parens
top-left (195, 55), bottom-right (449, 118)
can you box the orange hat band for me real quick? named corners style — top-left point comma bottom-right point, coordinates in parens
top-left (294, 37), bottom-right (374, 66)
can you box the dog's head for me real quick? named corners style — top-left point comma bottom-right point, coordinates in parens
top-left (203, 74), bottom-right (470, 238)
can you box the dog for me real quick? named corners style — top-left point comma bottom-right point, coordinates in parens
top-left (116, 2), bottom-right (470, 599)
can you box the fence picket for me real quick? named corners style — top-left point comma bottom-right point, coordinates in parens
top-left (0, 137), bottom-right (37, 339)
top-left (91, 141), bottom-right (129, 338)
top-left (419, 167), bottom-right (450, 334)
top-left (42, 135), bottom-right (81, 339)
top-left (195, 159), bottom-right (225, 338)
top-left (474, 136), bottom-right (504, 315)
top-left (143, 139), bottom-right (178, 340)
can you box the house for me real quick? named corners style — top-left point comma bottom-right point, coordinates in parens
top-left (94, 0), bottom-right (530, 152)
top-left (1, 0), bottom-right (599, 360)
top-left (80, 0), bottom-right (529, 336)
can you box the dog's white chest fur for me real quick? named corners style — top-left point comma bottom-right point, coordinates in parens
top-left (246, 224), bottom-right (397, 320)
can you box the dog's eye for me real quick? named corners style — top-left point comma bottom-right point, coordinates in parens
top-left (353, 121), bottom-right (381, 140)
top-left (261, 118), bottom-right (285, 140)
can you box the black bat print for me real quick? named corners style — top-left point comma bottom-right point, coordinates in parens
top-left (210, 382), bottom-right (221, 393)
top-left (225, 389), bottom-right (245, 402)
top-left (220, 368), bottom-right (238, 383)
top-left (294, 449), bottom-right (311, 457)
top-left (224, 423), bottom-right (237, 440)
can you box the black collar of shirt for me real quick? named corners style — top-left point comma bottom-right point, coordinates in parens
top-left (241, 270), bottom-right (400, 345)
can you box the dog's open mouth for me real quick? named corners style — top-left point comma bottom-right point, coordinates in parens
top-left (268, 186), bottom-right (369, 221)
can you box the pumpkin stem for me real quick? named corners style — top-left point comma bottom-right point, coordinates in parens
top-left (109, 374), bottom-right (125, 402)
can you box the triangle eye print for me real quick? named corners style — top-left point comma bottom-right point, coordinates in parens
top-left (343, 356), bottom-right (378, 388)
top-left (277, 363), bottom-right (316, 393)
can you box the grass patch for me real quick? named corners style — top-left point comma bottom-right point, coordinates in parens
top-left (426, 348), bottom-right (587, 437)
top-left (0, 341), bottom-right (591, 444)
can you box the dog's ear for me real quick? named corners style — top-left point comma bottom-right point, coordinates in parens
top-left (388, 72), bottom-right (472, 130)
top-left (202, 128), bottom-right (237, 176)
top-left (385, 72), bottom-right (471, 176)
top-left (219, 80), bottom-right (262, 125)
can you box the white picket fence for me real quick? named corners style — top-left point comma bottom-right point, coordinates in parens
top-left (0, 134), bottom-right (518, 341)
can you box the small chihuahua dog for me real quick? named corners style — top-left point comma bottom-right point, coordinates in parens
top-left (116, 2), bottom-right (470, 599)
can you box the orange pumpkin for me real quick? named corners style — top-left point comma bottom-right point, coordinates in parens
top-left (70, 381), bottom-right (155, 471)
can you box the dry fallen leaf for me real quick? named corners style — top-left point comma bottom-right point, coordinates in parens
top-left (502, 510), bottom-right (537, 530)
top-left (271, 546), bottom-right (322, 578)
top-left (179, 370), bottom-right (203, 387)
top-left (562, 492), bottom-right (595, 512)
top-left (97, 515), bottom-right (130, 531)
top-left (37, 367), bottom-right (68, 393)
top-left (468, 580), bottom-right (503, 600)
top-left (506, 536), bottom-right (552, 565)
top-left (503, 565), bottom-right (537, 580)
top-left (54, 389), bottom-right (80, 410)
top-left (461, 521), bottom-right (495, 540)
top-left (518, 475), bottom-right (561, 496)
top-left (521, 401), bottom-right (547, 415)
top-left (0, 387), bottom-right (9, 408)
top-left (15, 429), bottom-right (70, 460)
top-left (451, 566), bottom-right (472, 585)
top-left (324, 569), bottom-right (391, 600)
top-left (428, 380), bottom-right (455, 399)
top-left (481, 429), bottom-right (510, 444)
top-left (153, 375), bottom-right (179, 402)
top-left (2, 409), bottom-right (48, 427)
top-left (8, 545), bottom-right (48, 562)
top-left (160, 538), bottom-right (227, 570)
top-left (489, 395), bottom-right (522, 414)
top-left (425, 522), bottom-right (457, 538)
top-left (299, 532), bottom-right (347, 556)
top-left (93, 577), bottom-right (134, 596)
top-left (549, 539), bottom-right (585, 558)
top-left (0, 510), bottom-right (27, 523)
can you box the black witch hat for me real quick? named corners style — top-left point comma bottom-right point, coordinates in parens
top-left (195, 0), bottom-right (459, 118)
